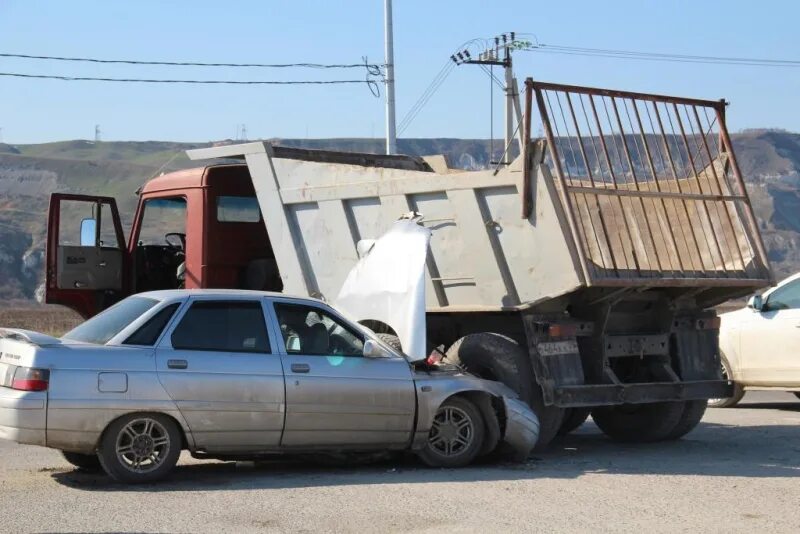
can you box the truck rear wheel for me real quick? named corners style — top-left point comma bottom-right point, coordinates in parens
top-left (664, 400), bottom-right (707, 440)
top-left (591, 401), bottom-right (685, 442)
top-left (375, 333), bottom-right (403, 353)
top-left (445, 332), bottom-right (563, 451)
top-left (557, 408), bottom-right (591, 436)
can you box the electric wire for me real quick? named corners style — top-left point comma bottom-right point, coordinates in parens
top-left (0, 71), bottom-right (378, 87)
top-left (0, 52), bottom-right (383, 70)
top-left (527, 43), bottom-right (800, 68)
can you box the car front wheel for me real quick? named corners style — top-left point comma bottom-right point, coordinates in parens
top-left (417, 396), bottom-right (485, 468)
top-left (97, 413), bottom-right (181, 484)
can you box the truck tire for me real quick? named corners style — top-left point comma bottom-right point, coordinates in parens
top-left (591, 401), bottom-right (685, 443)
top-left (376, 333), bottom-right (403, 353)
top-left (664, 400), bottom-right (707, 440)
top-left (61, 451), bottom-right (102, 472)
top-left (557, 408), bottom-right (591, 436)
top-left (707, 355), bottom-right (744, 408)
top-left (445, 332), bottom-right (563, 451)
top-left (417, 396), bottom-right (486, 468)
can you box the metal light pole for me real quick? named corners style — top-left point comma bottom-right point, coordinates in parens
top-left (384, 0), bottom-right (397, 155)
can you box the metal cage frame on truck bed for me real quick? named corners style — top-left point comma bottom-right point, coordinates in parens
top-left (522, 78), bottom-right (772, 289)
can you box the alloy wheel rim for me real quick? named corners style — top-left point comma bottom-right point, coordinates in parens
top-left (709, 362), bottom-right (731, 405)
top-left (428, 406), bottom-right (474, 457)
top-left (115, 418), bottom-right (171, 473)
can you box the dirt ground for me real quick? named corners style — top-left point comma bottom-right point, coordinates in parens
top-left (1, 391), bottom-right (798, 533)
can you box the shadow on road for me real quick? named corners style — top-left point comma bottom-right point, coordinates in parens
top-left (51, 415), bottom-right (800, 492)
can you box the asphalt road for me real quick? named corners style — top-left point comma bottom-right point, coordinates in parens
top-left (1, 391), bottom-right (799, 533)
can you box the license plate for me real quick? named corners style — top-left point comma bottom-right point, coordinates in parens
top-left (537, 340), bottom-right (579, 356)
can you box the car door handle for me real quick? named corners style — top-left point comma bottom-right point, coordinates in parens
top-left (291, 363), bottom-right (310, 373)
top-left (167, 359), bottom-right (188, 370)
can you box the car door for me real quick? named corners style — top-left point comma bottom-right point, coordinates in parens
top-left (155, 297), bottom-right (286, 452)
top-left (270, 299), bottom-right (416, 448)
top-left (739, 278), bottom-right (800, 386)
top-left (46, 193), bottom-right (129, 318)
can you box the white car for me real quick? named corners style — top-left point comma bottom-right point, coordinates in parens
top-left (714, 273), bottom-right (800, 407)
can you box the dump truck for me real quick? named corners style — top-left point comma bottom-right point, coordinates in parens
top-left (44, 79), bottom-right (772, 449)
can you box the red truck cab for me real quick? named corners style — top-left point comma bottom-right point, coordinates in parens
top-left (46, 164), bottom-right (281, 318)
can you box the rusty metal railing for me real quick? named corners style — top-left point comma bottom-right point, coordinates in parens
top-left (525, 78), bottom-right (771, 286)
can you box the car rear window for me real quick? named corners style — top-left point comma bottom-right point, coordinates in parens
top-left (63, 297), bottom-right (159, 345)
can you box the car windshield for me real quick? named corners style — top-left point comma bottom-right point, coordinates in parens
top-left (62, 296), bottom-right (160, 345)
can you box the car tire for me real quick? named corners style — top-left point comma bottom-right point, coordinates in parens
top-left (97, 413), bottom-right (182, 484)
top-left (445, 332), bottom-right (563, 451)
top-left (557, 408), bottom-right (591, 436)
top-left (376, 333), bottom-right (403, 353)
top-left (663, 400), bottom-right (707, 440)
top-left (591, 401), bottom-right (685, 442)
top-left (417, 396), bottom-right (486, 468)
top-left (61, 451), bottom-right (102, 472)
top-left (707, 355), bottom-right (744, 408)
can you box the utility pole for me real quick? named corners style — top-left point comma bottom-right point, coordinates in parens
top-left (452, 32), bottom-right (527, 165)
top-left (95, 124), bottom-right (101, 142)
top-left (384, 0), bottom-right (397, 155)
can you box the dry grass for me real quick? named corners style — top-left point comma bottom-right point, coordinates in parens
top-left (0, 306), bottom-right (82, 337)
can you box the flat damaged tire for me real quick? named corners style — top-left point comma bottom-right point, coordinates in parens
top-left (591, 401), bottom-right (685, 443)
top-left (418, 396), bottom-right (485, 468)
top-left (445, 332), bottom-right (563, 451)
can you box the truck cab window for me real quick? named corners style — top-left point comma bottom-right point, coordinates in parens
top-left (134, 197), bottom-right (187, 292)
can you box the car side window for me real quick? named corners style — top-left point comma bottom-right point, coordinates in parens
top-left (765, 280), bottom-right (800, 311)
top-left (123, 303), bottom-right (181, 346)
top-left (274, 303), bottom-right (364, 356)
top-left (170, 301), bottom-right (271, 353)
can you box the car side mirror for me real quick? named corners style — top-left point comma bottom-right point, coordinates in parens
top-left (80, 218), bottom-right (97, 246)
top-left (747, 294), bottom-right (763, 311)
top-left (363, 339), bottom-right (389, 358)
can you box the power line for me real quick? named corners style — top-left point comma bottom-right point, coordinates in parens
top-left (0, 52), bottom-right (383, 70)
top-left (0, 71), bottom-right (375, 85)
top-left (528, 43), bottom-right (800, 68)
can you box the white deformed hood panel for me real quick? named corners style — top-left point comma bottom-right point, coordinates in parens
top-left (335, 219), bottom-right (431, 361)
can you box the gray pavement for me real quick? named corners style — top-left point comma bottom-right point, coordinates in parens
top-left (1, 391), bottom-right (799, 533)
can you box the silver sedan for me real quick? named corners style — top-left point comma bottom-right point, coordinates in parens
top-left (0, 290), bottom-right (539, 483)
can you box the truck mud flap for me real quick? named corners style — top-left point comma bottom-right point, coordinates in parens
top-left (552, 379), bottom-right (733, 408)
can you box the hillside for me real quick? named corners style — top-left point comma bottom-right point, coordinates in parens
top-left (0, 133), bottom-right (799, 301)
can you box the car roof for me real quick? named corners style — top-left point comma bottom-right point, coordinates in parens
top-left (136, 289), bottom-right (327, 306)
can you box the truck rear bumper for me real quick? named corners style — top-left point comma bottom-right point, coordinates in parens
top-left (0, 388), bottom-right (47, 446)
top-left (551, 379), bottom-right (733, 408)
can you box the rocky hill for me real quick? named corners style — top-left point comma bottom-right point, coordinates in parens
top-left (0, 132), bottom-right (798, 302)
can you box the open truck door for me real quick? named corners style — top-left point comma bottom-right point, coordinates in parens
top-left (46, 193), bottom-right (128, 318)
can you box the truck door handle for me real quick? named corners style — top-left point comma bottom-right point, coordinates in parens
top-left (98, 261), bottom-right (107, 267)
top-left (167, 359), bottom-right (188, 369)
top-left (291, 363), bottom-right (310, 373)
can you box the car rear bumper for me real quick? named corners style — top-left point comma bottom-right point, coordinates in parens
top-left (0, 388), bottom-right (47, 447)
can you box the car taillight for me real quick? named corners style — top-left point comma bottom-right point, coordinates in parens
top-left (11, 367), bottom-right (49, 391)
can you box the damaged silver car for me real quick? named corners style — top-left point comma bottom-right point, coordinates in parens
top-left (0, 290), bottom-right (538, 483)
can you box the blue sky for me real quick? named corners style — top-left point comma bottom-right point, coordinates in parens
top-left (1, 0), bottom-right (798, 143)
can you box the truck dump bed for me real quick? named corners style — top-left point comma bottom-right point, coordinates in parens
top-left (187, 80), bottom-right (771, 311)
